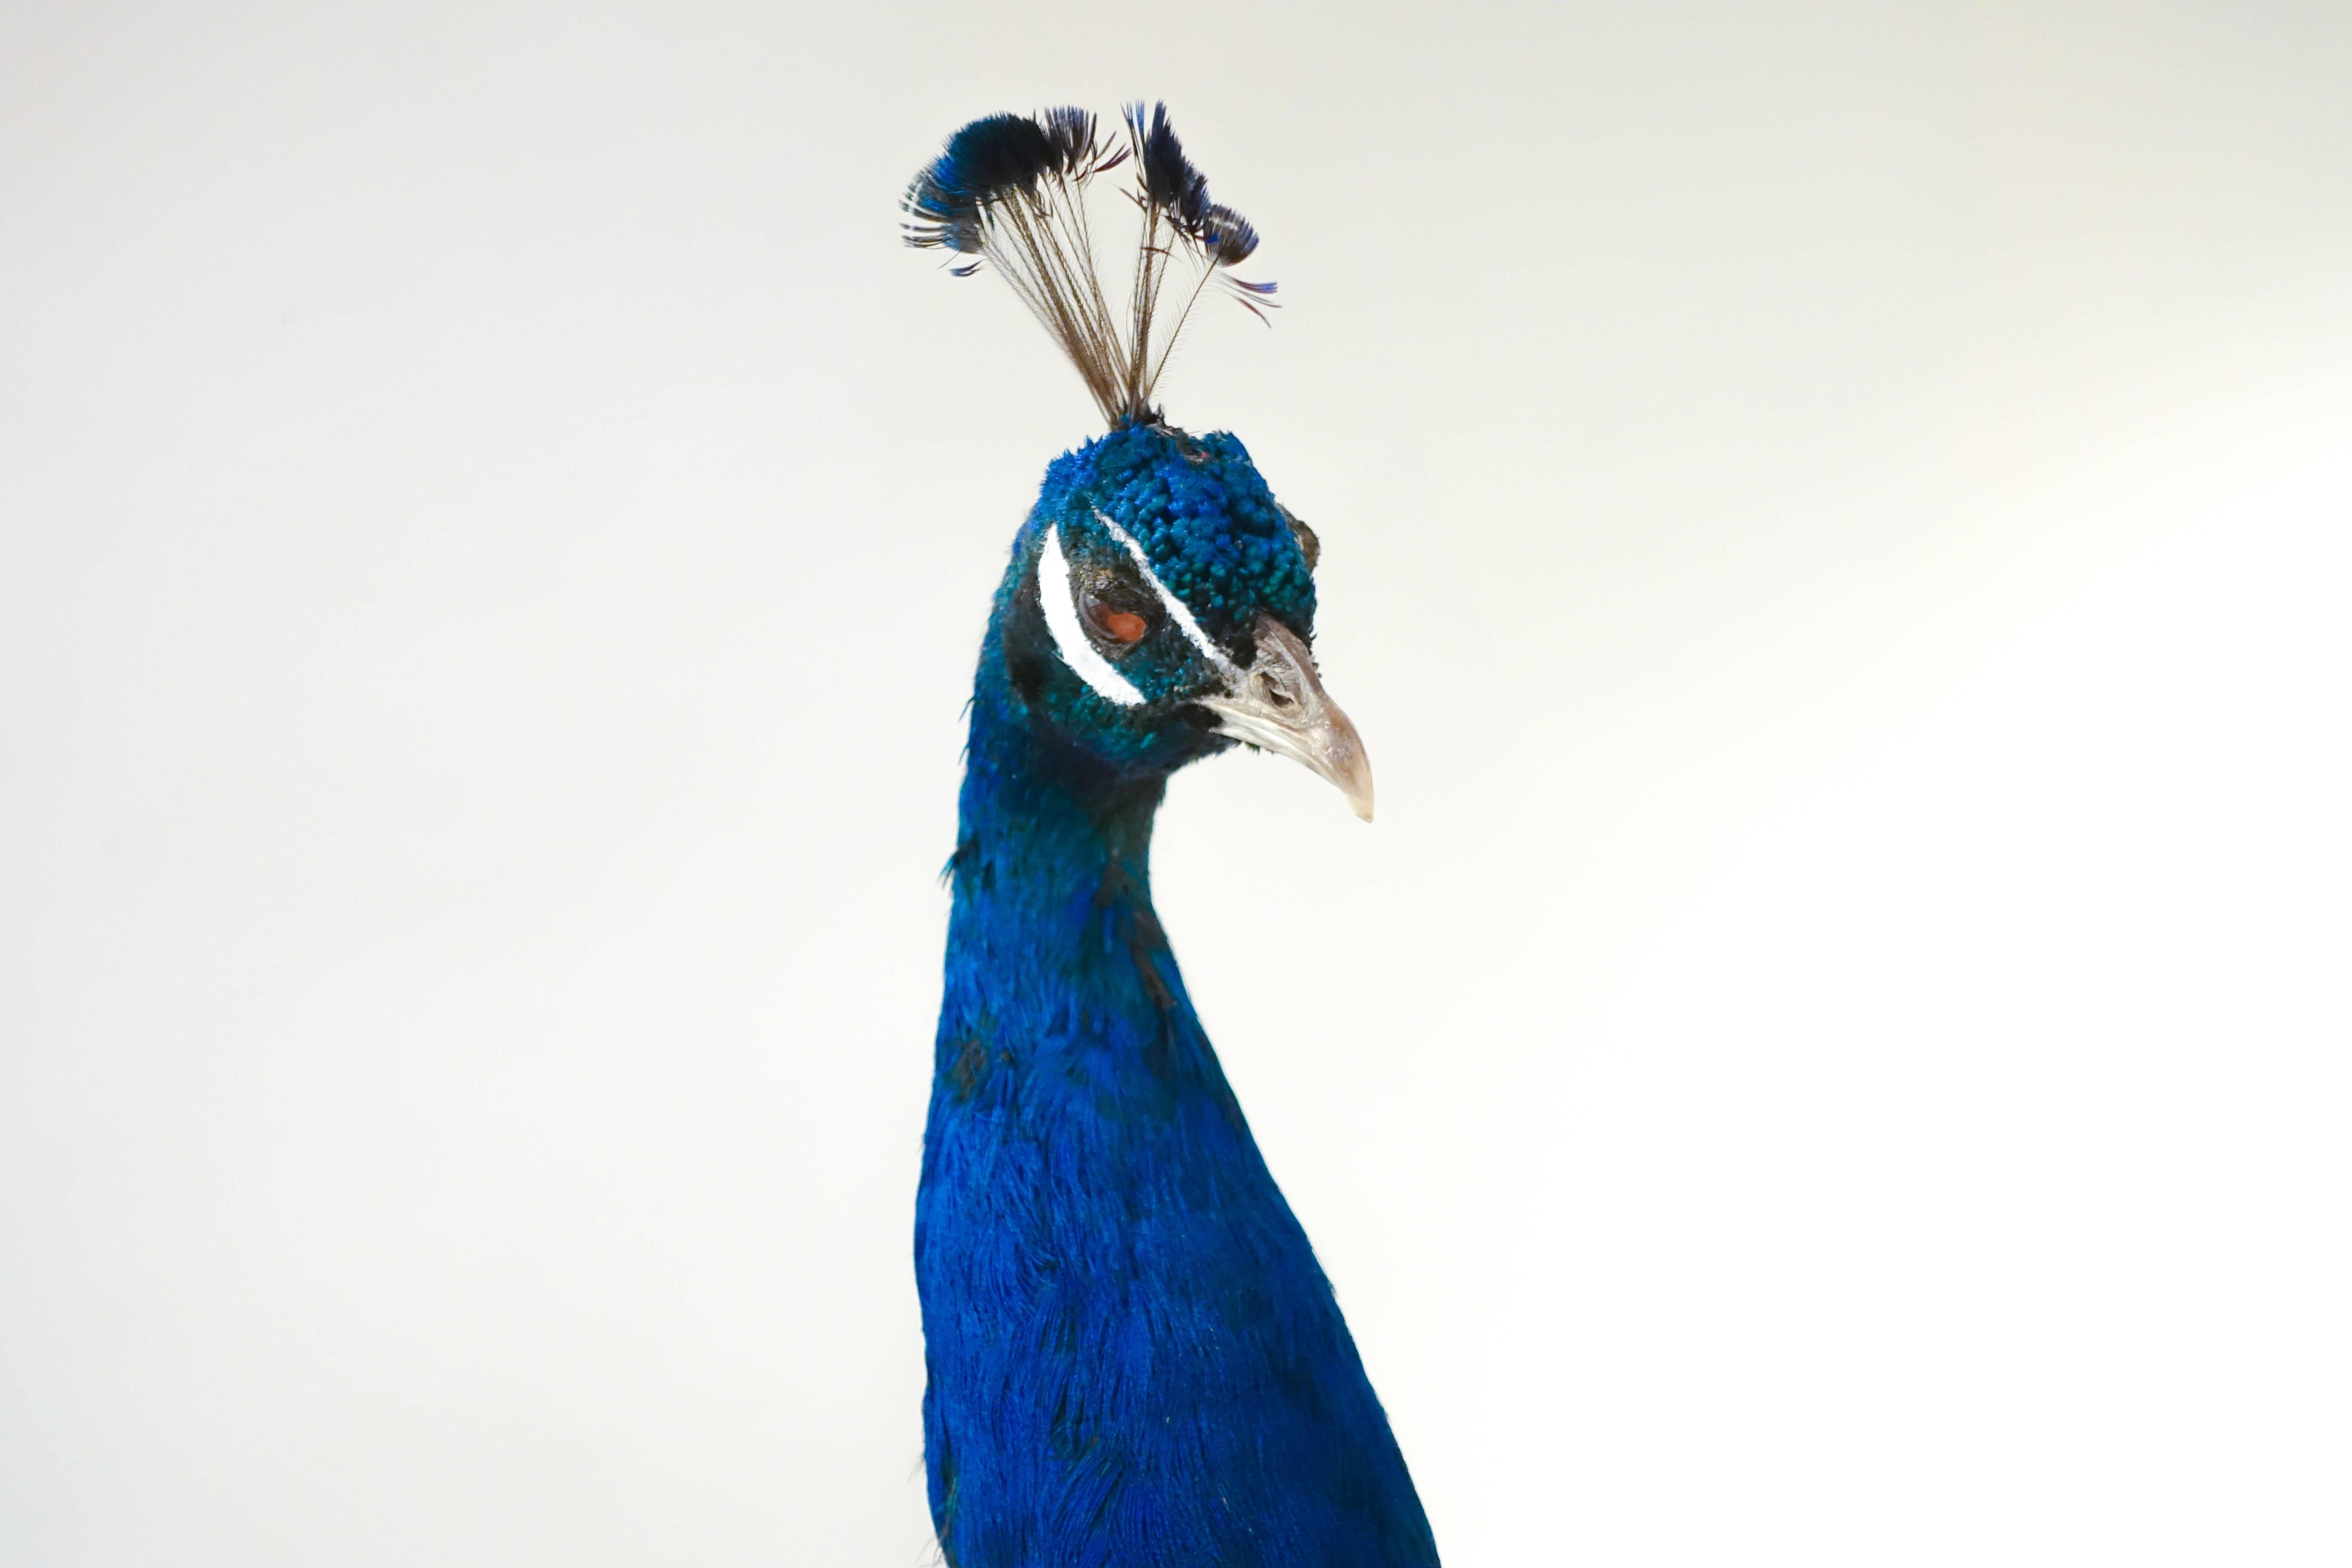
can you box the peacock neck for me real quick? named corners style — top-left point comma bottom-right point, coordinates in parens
top-left (935, 646), bottom-right (1207, 1105)
top-left (948, 675), bottom-right (1165, 970)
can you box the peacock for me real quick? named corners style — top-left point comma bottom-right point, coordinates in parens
top-left (904, 106), bottom-right (1439, 1567)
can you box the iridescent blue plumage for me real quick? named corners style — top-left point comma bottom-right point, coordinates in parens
top-left (906, 111), bottom-right (1435, 1567)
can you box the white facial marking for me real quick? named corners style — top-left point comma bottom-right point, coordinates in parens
top-left (1038, 523), bottom-right (1145, 707)
top-left (1090, 509), bottom-right (1243, 680)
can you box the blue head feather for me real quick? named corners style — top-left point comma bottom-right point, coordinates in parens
top-left (1046, 423), bottom-right (1313, 642)
top-left (996, 423), bottom-right (1316, 774)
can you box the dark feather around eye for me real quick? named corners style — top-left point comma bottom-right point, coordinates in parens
top-left (1078, 574), bottom-right (1160, 649)
top-left (1081, 573), bottom-right (1158, 619)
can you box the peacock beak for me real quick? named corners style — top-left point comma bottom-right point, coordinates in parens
top-left (1195, 614), bottom-right (1375, 822)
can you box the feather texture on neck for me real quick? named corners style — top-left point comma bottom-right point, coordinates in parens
top-left (915, 623), bottom-right (1437, 1568)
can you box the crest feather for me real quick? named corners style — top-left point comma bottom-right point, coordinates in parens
top-left (901, 103), bottom-right (1274, 425)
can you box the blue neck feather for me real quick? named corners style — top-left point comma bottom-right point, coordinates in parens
top-left (915, 618), bottom-right (1439, 1566)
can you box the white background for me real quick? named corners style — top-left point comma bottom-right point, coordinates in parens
top-left (4, 3), bottom-right (2347, 1563)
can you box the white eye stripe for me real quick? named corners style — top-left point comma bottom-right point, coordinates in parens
top-left (1089, 509), bottom-right (1243, 680)
top-left (1038, 523), bottom-right (1145, 707)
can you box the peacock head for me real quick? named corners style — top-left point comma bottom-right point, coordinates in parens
top-left (996, 420), bottom-right (1371, 818)
top-left (909, 105), bottom-right (1371, 818)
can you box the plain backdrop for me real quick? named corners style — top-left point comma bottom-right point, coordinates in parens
top-left (4, 2), bottom-right (2348, 1564)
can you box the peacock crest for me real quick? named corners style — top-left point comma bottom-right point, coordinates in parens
top-left (902, 104), bottom-right (1275, 426)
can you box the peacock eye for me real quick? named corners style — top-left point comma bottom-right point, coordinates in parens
top-left (1091, 604), bottom-right (1148, 643)
top-left (1079, 575), bottom-right (1157, 649)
